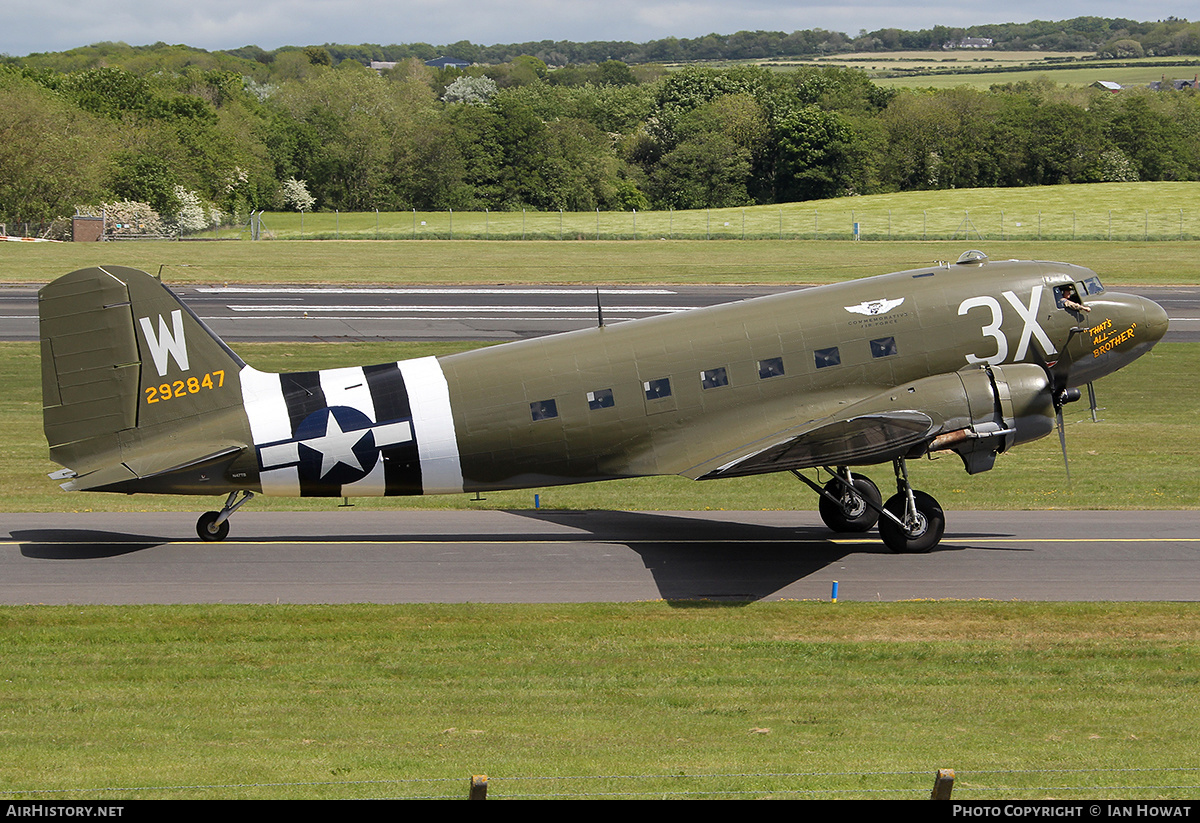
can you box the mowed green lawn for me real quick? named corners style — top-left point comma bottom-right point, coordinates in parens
top-left (3, 602), bottom-right (1200, 800)
top-left (3, 183), bottom-right (1200, 287)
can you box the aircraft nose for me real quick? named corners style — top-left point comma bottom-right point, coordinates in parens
top-left (1139, 294), bottom-right (1170, 344)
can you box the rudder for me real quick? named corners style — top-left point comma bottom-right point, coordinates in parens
top-left (40, 266), bottom-right (252, 492)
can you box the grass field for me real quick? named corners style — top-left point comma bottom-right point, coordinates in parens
top-left (244, 182), bottom-right (1200, 243)
top-left (762, 51), bottom-right (1200, 90)
top-left (2, 602), bottom-right (1199, 800)
top-left (5, 184), bottom-right (1198, 288)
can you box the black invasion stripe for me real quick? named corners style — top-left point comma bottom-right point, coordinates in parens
top-left (363, 362), bottom-right (423, 496)
top-left (280, 371), bottom-right (326, 437)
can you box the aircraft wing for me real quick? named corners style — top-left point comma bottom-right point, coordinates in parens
top-left (687, 409), bottom-right (936, 480)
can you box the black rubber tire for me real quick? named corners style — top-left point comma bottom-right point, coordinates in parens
top-left (878, 491), bottom-right (945, 553)
top-left (196, 511), bottom-right (230, 542)
top-left (818, 475), bottom-right (882, 533)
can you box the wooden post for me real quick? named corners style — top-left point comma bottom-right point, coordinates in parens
top-left (931, 768), bottom-right (955, 800)
top-left (470, 774), bottom-right (488, 799)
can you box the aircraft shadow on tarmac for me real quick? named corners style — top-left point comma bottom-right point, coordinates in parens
top-left (11, 511), bottom-right (1014, 603)
top-left (503, 510), bottom-right (994, 604)
top-left (13, 529), bottom-right (173, 559)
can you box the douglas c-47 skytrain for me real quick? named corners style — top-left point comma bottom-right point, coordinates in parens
top-left (38, 252), bottom-right (1168, 552)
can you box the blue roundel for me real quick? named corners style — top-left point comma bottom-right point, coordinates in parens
top-left (293, 406), bottom-right (378, 486)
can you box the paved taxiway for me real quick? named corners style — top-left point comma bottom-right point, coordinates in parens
top-left (4, 510), bottom-right (1200, 604)
top-left (2, 284), bottom-right (1196, 342)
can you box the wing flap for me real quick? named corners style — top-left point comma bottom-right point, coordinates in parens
top-left (693, 410), bottom-right (935, 480)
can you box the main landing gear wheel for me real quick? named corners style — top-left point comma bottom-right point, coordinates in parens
top-left (197, 510), bottom-right (230, 542)
top-left (878, 490), bottom-right (944, 554)
top-left (818, 474), bottom-right (882, 533)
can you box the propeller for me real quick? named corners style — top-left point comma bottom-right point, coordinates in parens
top-left (1031, 335), bottom-right (1083, 487)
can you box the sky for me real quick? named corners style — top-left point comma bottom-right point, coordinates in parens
top-left (1, 0), bottom-right (1192, 57)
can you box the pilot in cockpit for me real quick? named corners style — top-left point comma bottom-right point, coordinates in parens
top-left (1056, 284), bottom-right (1091, 313)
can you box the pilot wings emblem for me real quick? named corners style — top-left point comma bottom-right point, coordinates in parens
top-left (844, 297), bottom-right (905, 316)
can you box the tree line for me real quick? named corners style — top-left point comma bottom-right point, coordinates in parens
top-left (2, 51), bottom-right (1198, 231)
top-left (10, 17), bottom-right (1200, 72)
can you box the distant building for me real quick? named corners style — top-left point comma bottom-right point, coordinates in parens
top-left (945, 37), bottom-right (993, 49)
top-left (370, 57), bottom-right (473, 74)
top-left (1092, 81), bottom-right (1123, 93)
top-left (1149, 75), bottom-right (1199, 90)
top-left (425, 56), bottom-right (472, 69)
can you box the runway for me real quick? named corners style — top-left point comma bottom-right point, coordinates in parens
top-left (2, 283), bottom-right (1197, 342)
top-left (4, 509), bottom-right (1200, 605)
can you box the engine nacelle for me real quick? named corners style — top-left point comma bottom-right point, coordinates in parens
top-left (924, 364), bottom-right (1056, 474)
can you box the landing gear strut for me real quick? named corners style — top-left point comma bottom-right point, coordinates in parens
top-left (795, 459), bottom-right (945, 553)
top-left (877, 459), bottom-right (944, 554)
top-left (797, 468), bottom-right (882, 533)
top-left (196, 490), bottom-right (255, 542)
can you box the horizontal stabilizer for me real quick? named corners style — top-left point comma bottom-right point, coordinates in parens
top-left (67, 446), bottom-right (247, 494)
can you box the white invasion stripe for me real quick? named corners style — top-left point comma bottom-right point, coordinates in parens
top-left (227, 305), bottom-right (689, 313)
top-left (239, 366), bottom-right (299, 496)
top-left (397, 356), bottom-right (463, 495)
top-left (239, 366), bottom-right (292, 444)
top-left (318, 366), bottom-right (375, 419)
top-left (199, 287), bottom-right (676, 295)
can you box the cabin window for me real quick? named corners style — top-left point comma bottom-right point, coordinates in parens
top-left (701, 367), bottom-right (729, 389)
top-left (587, 388), bottom-right (615, 410)
top-left (530, 399), bottom-right (558, 421)
top-left (815, 347), bottom-right (841, 369)
top-left (644, 377), bottom-right (672, 400)
top-left (757, 357), bottom-right (785, 379)
top-left (870, 337), bottom-right (898, 358)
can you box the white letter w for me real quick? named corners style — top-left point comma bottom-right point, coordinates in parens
top-left (138, 310), bottom-right (190, 376)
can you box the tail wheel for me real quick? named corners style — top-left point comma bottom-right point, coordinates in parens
top-left (818, 475), bottom-right (881, 533)
top-left (196, 511), bottom-right (230, 542)
top-left (879, 491), bottom-right (944, 554)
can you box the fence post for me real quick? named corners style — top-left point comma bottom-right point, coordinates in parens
top-left (931, 768), bottom-right (955, 800)
top-left (469, 774), bottom-right (488, 800)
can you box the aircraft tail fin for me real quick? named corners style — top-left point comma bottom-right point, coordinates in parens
top-left (39, 266), bottom-right (252, 492)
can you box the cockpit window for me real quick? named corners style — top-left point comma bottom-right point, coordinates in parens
top-left (1054, 283), bottom-right (1093, 314)
top-left (1081, 276), bottom-right (1104, 296)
